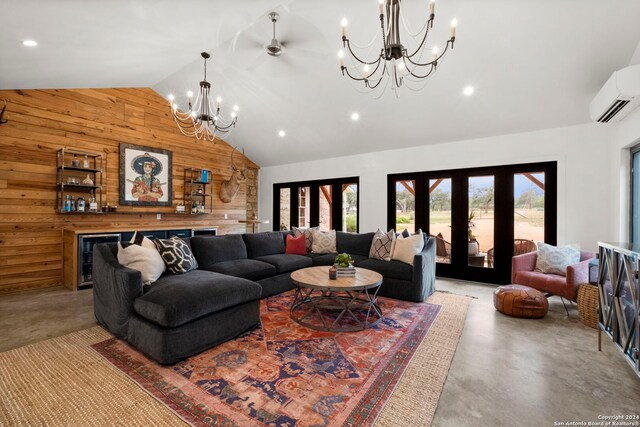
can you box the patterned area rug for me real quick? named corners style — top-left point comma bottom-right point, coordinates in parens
top-left (93, 291), bottom-right (441, 426)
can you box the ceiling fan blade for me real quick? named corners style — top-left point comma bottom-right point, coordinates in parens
top-left (246, 54), bottom-right (268, 72)
top-left (280, 43), bottom-right (328, 60)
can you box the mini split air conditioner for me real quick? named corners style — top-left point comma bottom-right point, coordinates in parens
top-left (590, 64), bottom-right (640, 123)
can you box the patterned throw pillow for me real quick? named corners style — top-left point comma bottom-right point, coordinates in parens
top-left (311, 229), bottom-right (337, 253)
top-left (369, 229), bottom-right (396, 261)
top-left (293, 227), bottom-right (318, 253)
top-left (534, 242), bottom-right (580, 276)
top-left (154, 236), bottom-right (198, 274)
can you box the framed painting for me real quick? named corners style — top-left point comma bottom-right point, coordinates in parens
top-left (119, 143), bottom-right (173, 206)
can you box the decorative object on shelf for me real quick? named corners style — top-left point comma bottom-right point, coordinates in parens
top-left (200, 169), bottom-right (209, 183)
top-left (334, 253), bottom-right (352, 268)
top-left (82, 154), bottom-right (90, 169)
top-left (338, 0), bottom-right (457, 95)
top-left (82, 174), bottom-right (94, 185)
top-left (119, 143), bottom-right (172, 207)
top-left (71, 154), bottom-right (80, 167)
top-left (220, 146), bottom-right (247, 203)
top-left (0, 98), bottom-right (8, 125)
top-left (184, 167), bottom-right (212, 215)
top-left (168, 52), bottom-right (238, 141)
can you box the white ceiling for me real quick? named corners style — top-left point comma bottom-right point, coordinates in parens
top-left (2, 0), bottom-right (640, 167)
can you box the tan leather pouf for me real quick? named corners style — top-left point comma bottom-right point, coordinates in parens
top-left (494, 284), bottom-right (549, 318)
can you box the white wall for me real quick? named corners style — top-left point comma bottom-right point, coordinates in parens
top-left (260, 123), bottom-right (615, 251)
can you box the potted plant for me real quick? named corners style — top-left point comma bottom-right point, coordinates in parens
top-left (468, 210), bottom-right (479, 255)
top-left (334, 253), bottom-right (352, 268)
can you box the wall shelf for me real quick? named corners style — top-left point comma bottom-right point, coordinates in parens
top-left (56, 148), bottom-right (103, 214)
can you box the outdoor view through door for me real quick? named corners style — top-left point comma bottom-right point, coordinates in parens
top-left (388, 162), bottom-right (556, 284)
top-left (274, 177), bottom-right (359, 232)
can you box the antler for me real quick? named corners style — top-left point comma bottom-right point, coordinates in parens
top-left (0, 98), bottom-right (7, 125)
top-left (230, 146), bottom-right (238, 170)
top-left (242, 148), bottom-right (246, 170)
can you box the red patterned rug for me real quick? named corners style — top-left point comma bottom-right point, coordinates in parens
top-left (93, 290), bottom-right (441, 427)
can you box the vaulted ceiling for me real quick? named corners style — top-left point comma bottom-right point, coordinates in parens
top-left (2, 0), bottom-right (640, 166)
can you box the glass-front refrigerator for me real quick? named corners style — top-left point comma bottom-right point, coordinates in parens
top-left (77, 233), bottom-right (121, 288)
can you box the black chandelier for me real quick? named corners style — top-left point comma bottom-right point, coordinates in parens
top-left (339, 0), bottom-right (457, 93)
top-left (168, 52), bottom-right (238, 141)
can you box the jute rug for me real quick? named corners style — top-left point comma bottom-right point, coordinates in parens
top-left (0, 291), bottom-right (470, 427)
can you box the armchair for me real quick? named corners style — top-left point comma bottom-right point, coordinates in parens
top-left (511, 250), bottom-right (596, 302)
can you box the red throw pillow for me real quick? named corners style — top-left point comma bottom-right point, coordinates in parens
top-left (286, 234), bottom-right (307, 255)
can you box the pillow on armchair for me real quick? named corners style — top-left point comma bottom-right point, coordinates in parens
top-left (534, 242), bottom-right (580, 276)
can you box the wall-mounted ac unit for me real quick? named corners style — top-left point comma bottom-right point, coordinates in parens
top-left (590, 64), bottom-right (640, 123)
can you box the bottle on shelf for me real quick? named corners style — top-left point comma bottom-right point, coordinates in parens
top-left (71, 154), bottom-right (79, 167)
top-left (89, 191), bottom-right (98, 212)
top-left (191, 201), bottom-right (198, 214)
top-left (70, 195), bottom-right (76, 212)
top-left (64, 195), bottom-right (71, 212)
top-left (77, 196), bottom-right (85, 212)
top-left (82, 154), bottom-right (90, 169)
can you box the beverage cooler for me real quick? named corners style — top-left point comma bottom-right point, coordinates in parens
top-left (77, 233), bottom-right (120, 288)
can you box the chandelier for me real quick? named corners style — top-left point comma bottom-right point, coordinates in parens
top-left (338, 0), bottom-right (457, 94)
top-left (168, 52), bottom-right (238, 141)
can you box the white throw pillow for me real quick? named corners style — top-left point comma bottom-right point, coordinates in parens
top-left (392, 230), bottom-right (425, 264)
top-left (117, 242), bottom-right (166, 284)
top-left (534, 242), bottom-right (580, 276)
top-left (130, 231), bottom-right (157, 250)
top-left (311, 229), bottom-right (337, 253)
top-left (369, 229), bottom-right (396, 261)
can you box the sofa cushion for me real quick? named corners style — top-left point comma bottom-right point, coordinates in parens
top-left (190, 235), bottom-right (248, 267)
top-left (255, 254), bottom-right (313, 274)
top-left (153, 236), bottom-right (198, 274)
top-left (356, 258), bottom-right (413, 281)
top-left (242, 231), bottom-right (286, 258)
top-left (513, 270), bottom-right (567, 297)
top-left (134, 270), bottom-right (261, 328)
top-left (392, 231), bottom-right (425, 264)
top-left (309, 253), bottom-right (368, 266)
top-left (204, 259), bottom-right (276, 281)
top-left (311, 229), bottom-right (337, 253)
top-left (286, 234), bottom-right (307, 255)
top-left (369, 229), bottom-right (396, 261)
top-left (336, 231), bottom-right (375, 257)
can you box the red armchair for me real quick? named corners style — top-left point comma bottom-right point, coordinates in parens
top-left (511, 250), bottom-right (596, 302)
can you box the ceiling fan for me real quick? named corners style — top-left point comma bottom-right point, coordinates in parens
top-left (228, 9), bottom-right (327, 73)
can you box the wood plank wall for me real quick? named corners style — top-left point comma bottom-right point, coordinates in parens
top-left (0, 88), bottom-right (259, 294)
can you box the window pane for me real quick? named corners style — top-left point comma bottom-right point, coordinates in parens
top-left (633, 152), bottom-right (640, 242)
top-left (342, 183), bottom-right (358, 232)
top-left (429, 178), bottom-right (452, 264)
top-left (469, 176), bottom-right (494, 268)
top-left (319, 185), bottom-right (332, 230)
top-left (514, 173), bottom-right (545, 249)
top-left (279, 188), bottom-right (290, 230)
top-left (395, 180), bottom-right (415, 233)
top-left (298, 187), bottom-right (310, 228)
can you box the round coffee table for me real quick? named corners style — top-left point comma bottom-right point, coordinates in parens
top-left (290, 266), bottom-right (384, 332)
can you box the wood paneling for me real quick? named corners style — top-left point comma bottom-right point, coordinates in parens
top-left (0, 88), bottom-right (259, 294)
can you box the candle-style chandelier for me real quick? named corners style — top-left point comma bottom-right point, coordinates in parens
top-left (339, 0), bottom-right (457, 94)
top-left (168, 52), bottom-right (238, 141)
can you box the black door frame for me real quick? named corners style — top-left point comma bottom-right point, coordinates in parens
top-left (388, 162), bottom-right (557, 284)
top-left (273, 177), bottom-right (360, 232)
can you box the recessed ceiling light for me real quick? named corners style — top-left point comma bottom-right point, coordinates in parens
top-left (22, 40), bottom-right (38, 47)
top-left (278, 130), bottom-right (286, 137)
top-left (463, 85), bottom-right (475, 96)
top-left (351, 112), bottom-right (360, 121)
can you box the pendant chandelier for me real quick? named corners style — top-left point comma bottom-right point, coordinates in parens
top-left (168, 52), bottom-right (238, 141)
top-left (338, 0), bottom-right (457, 94)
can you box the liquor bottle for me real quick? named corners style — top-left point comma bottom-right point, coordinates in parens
top-left (64, 195), bottom-right (71, 212)
top-left (191, 201), bottom-right (198, 214)
top-left (88, 191), bottom-right (98, 212)
top-left (70, 195), bottom-right (76, 212)
top-left (77, 196), bottom-right (85, 212)
top-left (82, 154), bottom-right (90, 169)
top-left (71, 154), bottom-right (79, 167)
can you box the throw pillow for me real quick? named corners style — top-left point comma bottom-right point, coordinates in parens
top-left (369, 229), bottom-right (396, 261)
top-left (285, 234), bottom-right (307, 255)
top-left (392, 230), bottom-right (425, 265)
top-left (130, 231), bottom-right (158, 250)
top-left (117, 242), bottom-right (165, 285)
top-left (154, 236), bottom-right (199, 274)
top-left (311, 229), bottom-right (337, 253)
top-left (534, 242), bottom-right (580, 276)
top-left (401, 229), bottom-right (411, 238)
top-left (293, 226), bottom-right (318, 252)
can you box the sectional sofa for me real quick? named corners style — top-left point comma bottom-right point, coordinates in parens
top-left (93, 230), bottom-right (436, 364)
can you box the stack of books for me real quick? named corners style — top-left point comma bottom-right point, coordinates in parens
top-left (336, 265), bottom-right (356, 277)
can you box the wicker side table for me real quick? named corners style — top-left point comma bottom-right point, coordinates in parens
top-left (577, 283), bottom-right (598, 329)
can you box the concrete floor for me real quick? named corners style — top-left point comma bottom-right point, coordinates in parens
top-left (1, 279), bottom-right (639, 426)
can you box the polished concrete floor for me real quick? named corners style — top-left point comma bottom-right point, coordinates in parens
top-left (1, 279), bottom-right (639, 426)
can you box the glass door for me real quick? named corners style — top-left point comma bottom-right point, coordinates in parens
top-left (429, 178), bottom-right (452, 264)
top-left (468, 176), bottom-right (495, 269)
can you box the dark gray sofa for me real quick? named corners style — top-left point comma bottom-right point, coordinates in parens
top-left (92, 230), bottom-right (435, 365)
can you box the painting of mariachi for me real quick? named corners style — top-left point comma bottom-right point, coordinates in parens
top-left (119, 143), bottom-right (172, 206)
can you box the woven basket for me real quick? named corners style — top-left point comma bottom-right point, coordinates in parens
top-left (577, 284), bottom-right (599, 329)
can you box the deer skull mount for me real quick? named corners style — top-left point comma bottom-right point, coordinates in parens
top-left (219, 146), bottom-right (247, 203)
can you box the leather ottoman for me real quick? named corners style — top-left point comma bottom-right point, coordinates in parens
top-left (494, 284), bottom-right (548, 318)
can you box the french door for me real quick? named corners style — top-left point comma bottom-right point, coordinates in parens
top-left (388, 162), bottom-right (556, 284)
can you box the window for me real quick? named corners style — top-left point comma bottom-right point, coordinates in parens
top-left (632, 144), bottom-right (640, 242)
top-left (274, 177), bottom-right (359, 232)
